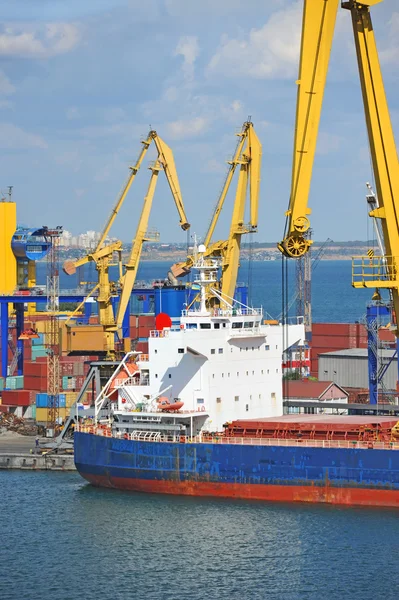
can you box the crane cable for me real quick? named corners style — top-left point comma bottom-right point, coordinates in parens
top-left (281, 254), bottom-right (290, 405)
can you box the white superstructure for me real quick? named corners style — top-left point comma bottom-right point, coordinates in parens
top-left (112, 250), bottom-right (305, 432)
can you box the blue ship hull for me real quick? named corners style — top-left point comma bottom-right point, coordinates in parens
top-left (74, 432), bottom-right (399, 506)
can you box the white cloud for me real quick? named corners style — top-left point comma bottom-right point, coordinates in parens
top-left (166, 116), bottom-right (209, 140)
top-left (174, 36), bottom-right (200, 81)
top-left (379, 12), bottom-right (399, 65)
top-left (207, 2), bottom-right (302, 79)
top-left (0, 23), bottom-right (81, 58)
top-left (0, 123), bottom-right (47, 149)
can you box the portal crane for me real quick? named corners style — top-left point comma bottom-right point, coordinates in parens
top-left (64, 131), bottom-right (190, 357)
top-left (277, 0), bottom-right (399, 328)
top-left (171, 120), bottom-right (261, 306)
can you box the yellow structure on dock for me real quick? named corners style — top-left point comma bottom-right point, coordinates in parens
top-left (0, 200), bottom-right (17, 294)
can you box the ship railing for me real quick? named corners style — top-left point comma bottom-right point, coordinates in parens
top-left (196, 436), bottom-right (399, 450)
top-left (76, 426), bottom-right (399, 450)
top-left (180, 307), bottom-right (262, 317)
top-left (116, 376), bottom-right (149, 387)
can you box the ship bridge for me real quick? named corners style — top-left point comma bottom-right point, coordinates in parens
top-left (11, 227), bottom-right (51, 261)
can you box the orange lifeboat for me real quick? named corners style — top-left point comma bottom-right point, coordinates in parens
top-left (157, 397), bottom-right (184, 412)
top-left (108, 363), bottom-right (139, 401)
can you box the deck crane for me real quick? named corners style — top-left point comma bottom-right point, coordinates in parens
top-left (276, 0), bottom-right (399, 403)
top-left (277, 0), bottom-right (399, 321)
top-left (170, 120), bottom-right (261, 307)
top-left (64, 131), bottom-right (190, 358)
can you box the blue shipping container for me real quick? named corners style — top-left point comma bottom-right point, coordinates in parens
top-left (32, 333), bottom-right (45, 346)
top-left (36, 393), bottom-right (66, 408)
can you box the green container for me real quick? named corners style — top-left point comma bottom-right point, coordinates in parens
top-left (0, 378), bottom-right (4, 391)
top-left (15, 375), bottom-right (24, 389)
top-left (5, 376), bottom-right (23, 390)
top-left (32, 346), bottom-right (47, 359)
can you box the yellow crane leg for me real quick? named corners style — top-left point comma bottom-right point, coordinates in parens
top-left (116, 163), bottom-right (161, 343)
top-left (278, 0), bottom-right (339, 258)
top-left (248, 125), bottom-right (262, 228)
top-left (221, 162), bottom-right (249, 305)
top-left (345, 0), bottom-right (399, 330)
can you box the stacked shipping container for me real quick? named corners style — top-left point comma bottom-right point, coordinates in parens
top-left (310, 323), bottom-right (367, 377)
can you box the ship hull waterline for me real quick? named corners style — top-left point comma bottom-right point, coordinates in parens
top-left (74, 432), bottom-right (399, 508)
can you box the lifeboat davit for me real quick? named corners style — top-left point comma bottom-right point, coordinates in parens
top-left (157, 397), bottom-right (184, 412)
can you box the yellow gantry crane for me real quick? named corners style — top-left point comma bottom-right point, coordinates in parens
top-left (64, 131), bottom-right (190, 357)
top-left (171, 120), bottom-right (261, 306)
top-left (277, 0), bottom-right (399, 329)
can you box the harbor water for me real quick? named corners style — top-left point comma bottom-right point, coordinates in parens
top-left (37, 259), bottom-right (376, 323)
top-left (5, 260), bottom-right (394, 599)
top-left (2, 470), bottom-right (399, 600)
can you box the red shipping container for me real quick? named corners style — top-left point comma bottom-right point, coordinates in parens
top-left (129, 326), bottom-right (139, 339)
top-left (24, 361), bottom-right (48, 377)
top-left (138, 315), bottom-right (155, 327)
top-left (2, 390), bottom-right (35, 406)
top-left (129, 315), bottom-right (138, 327)
top-left (75, 376), bottom-right (85, 388)
top-left (23, 344), bottom-right (32, 361)
top-left (138, 326), bottom-right (151, 339)
top-left (23, 376), bottom-right (48, 392)
top-left (135, 341), bottom-right (149, 353)
top-left (60, 362), bottom-right (74, 375)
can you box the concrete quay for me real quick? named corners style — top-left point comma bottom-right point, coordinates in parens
top-left (0, 434), bottom-right (76, 470)
top-left (0, 452), bottom-right (76, 470)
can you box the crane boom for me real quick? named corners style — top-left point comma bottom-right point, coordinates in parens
top-left (96, 131), bottom-right (156, 252)
top-left (204, 122), bottom-right (252, 247)
top-left (220, 125), bottom-right (261, 302)
top-left (170, 121), bottom-right (261, 307)
top-left (63, 129), bottom-right (190, 358)
top-left (277, 0), bottom-right (339, 258)
top-left (115, 152), bottom-right (190, 336)
top-left (152, 136), bottom-right (190, 231)
top-left (347, 0), bottom-right (399, 328)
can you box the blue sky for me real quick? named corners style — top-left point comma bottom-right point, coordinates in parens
top-left (1, 0), bottom-right (398, 243)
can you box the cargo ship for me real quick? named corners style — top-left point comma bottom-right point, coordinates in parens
top-left (73, 252), bottom-right (399, 507)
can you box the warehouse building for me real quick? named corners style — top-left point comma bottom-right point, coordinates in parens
top-left (318, 348), bottom-right (398, 390)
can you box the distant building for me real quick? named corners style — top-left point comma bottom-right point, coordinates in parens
top-left (283, 380), bottom-right (349, 415)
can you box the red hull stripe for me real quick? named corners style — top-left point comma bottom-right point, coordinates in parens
top-left (81, 473), bottom-right (399, 507)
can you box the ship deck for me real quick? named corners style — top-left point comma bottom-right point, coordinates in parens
top-left (77, 425), bottom-right (399, 451)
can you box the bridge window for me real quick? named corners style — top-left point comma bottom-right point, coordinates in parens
top-left (234, 396), bottom-right (239, 402)
top-left (214, 323), bottom-right (220, 329)
top-left (232, 322), bottom-right (243, 329)
top-left (216, 397), bottom-right (221, 404)
top-left (265, 345), bottom-right (270, 351)
top-left (178, 348), bottom-right (184, 354)
top-left (211, 349), bottom-right (215, 354)
top-left (218, 348), bottom-right (223, 354)
top-left (200, 323), bottom-right (211, 329)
